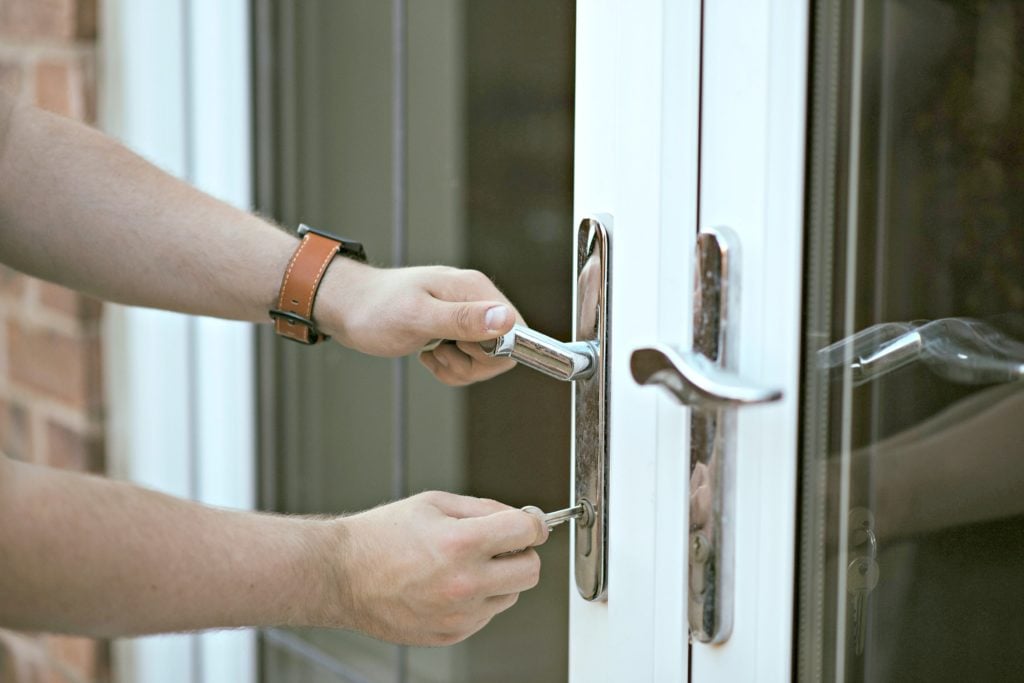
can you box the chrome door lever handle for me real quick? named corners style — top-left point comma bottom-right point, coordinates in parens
top-left (630, 344), bottom-right (781, 408)
top-left (481, 324), bottom-right (597, 382)
top-left (628, 227), bottom-right (782, 644)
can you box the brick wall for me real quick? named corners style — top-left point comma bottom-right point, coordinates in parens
top-left (0, 1), bottom-right (109, 682)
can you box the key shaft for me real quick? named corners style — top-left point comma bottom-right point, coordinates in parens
top-left (522, 501), bottom-right (595, 530)
top-left (544, 504), bottom-right (586, 528)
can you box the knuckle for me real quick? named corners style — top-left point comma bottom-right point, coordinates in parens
top-left (451, 304), bottom-right (474, 335)
top-left (462, 269), bottom-right (496, 294)
top-left (434, 631), bottom-right (463, 647)
top-left (442, 573), bottom-right (478, 603)
top-left (452, 365), bottom-right (475, 383)
top-left (472, 270), bottom-right (492, 284)
top-left (526, 552), bottom-right (542, 588)
top-left (417, 490), bottom-right (444, 505)
top-left (439, 527), bottom-right (472, 558)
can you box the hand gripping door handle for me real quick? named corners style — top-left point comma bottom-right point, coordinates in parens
top-left (481, 217), bottom-right (611, 602)
top-left (630, 227), bottom-right (782, 644)
top-left (480, 324), bottom-right (597, 382)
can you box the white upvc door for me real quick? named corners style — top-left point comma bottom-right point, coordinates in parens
top-left (570, 2), bottom-right (809, 681)
top-left (692, 2), bottom-right (809, 681)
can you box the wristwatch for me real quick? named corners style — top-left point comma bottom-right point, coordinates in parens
top-left (269, 224), bottom-right (367, 345)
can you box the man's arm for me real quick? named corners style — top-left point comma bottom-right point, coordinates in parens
top-left (0, 92), bottom-right (515, 384)
top-left (0, 453), bottom-right (546, 644)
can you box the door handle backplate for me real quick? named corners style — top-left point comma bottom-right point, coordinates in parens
top-left (630, 227), bottom-right (782, 643)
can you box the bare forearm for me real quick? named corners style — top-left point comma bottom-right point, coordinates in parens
top-left (0, 93), bottom-right (294, 322)
top-left (0, 455), bottom-right (335, 636)
top-left (0, 93), bottom-right (522, 382)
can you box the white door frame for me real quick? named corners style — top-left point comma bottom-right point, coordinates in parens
top-left (694, 2), bottom-right (808, 681)
top-left (571, 1), bottom-right (809, 680)
top-left (571, 2), bottom-right (700, 680)
top-left (100, 2), bottom-right (256, 682)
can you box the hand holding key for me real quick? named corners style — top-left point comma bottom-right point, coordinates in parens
top-left (321, 491), bottom-right (549, 646)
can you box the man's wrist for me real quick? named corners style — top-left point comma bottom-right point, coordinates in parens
top-left (310, 256), bottom-right (371, 345)
top-left (290, 517), bottom-right (353, 629)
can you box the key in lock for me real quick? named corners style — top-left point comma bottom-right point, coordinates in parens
top-left (521, 500), bottom-right (596, 530)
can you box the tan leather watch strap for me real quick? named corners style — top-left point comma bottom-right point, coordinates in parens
top-left (271, 225), bottom-right (366, 345)
top-left (272, 231), bottom-right (341, 344)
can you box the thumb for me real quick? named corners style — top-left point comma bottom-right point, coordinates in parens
top-left (430, 300), bottom-right (515, 342)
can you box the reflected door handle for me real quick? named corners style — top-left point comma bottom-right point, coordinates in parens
top-left (481, 324), bottom-right (596, 381)
top-left (629, 227), bottom-right (782, 645)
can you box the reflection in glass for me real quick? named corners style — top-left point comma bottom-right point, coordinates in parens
top-left (800, 1), bottom-right (1024, 681)
top-left (818, 316), bottom-right (1024, 385)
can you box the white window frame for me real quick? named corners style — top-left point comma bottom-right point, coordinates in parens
top-left (99, 2), bottom-right (257, 682)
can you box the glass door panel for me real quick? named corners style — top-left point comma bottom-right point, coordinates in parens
top-left (800, 1), bottom-right (1024, 680)
top-left (253, 1), bottom-right (575, 682)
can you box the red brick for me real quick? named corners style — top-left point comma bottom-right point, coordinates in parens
top-left (7, 320), bottom-right (100, 411)
top-left (33, 56), bottom-right (95, 123)
top-left (45, 419), bottom-right (103, 472)
top-left (46, 635), bottom-right (106, 682)
top-left (0, 0), bottom-right (90, 41)
top-left (0, 398), bottom-right (32, 461)
top-left (34, 61), bottom-right (72, 117)
top-left (38, 281), bottom-right (102, 321)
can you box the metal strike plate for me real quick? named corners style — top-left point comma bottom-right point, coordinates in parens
top-left (573, 217), bottom-right (609, 601)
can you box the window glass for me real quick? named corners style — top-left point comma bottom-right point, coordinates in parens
top-left (799, 2), bottom-right (1024, 680)
top-left (254, 2), bottom-right (575, 681)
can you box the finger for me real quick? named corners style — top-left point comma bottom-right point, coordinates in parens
top-left (426, 299), bottom-right (516, 342)
top-left (449, 342), bottom-right (516, 381)
top-left (463, 509), bottom-right (547, 556)
top-left (419, 351), bottom-right (440, 374)
top-left (455, 339), bottom-right (515, 365)
top-left (419, 351), bottom-right (474, 387)
top-left (432, 343), bottom-right (513, 384)
top-left (426, 492), bottom-right (511, 519)
top-left (689, 462), bottom-right (706, 493)
top-left (690, 485), bottom-right (712, 529)
top-left (433, 343), bottom-right (476, 378)
top-left (485, 592), bottom-right (520, 614)
top-left (483, 549), bottom-right (542, 595)
top-left (428, 342), bottom-right (516, 385)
